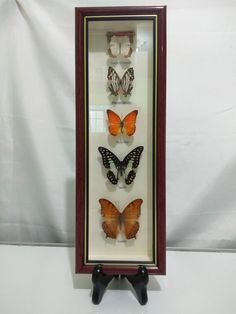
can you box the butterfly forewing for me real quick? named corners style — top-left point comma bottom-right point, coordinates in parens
top-left (122, 146), bottom-right (144, 169)
top-left (122, 199), bottom-right (142, 219)
top-left (98, 146), bottom-right (120, 169)
top-left (122, 67), bottom-right (134, 81)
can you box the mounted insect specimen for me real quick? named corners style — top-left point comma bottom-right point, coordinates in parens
top-left (99, 198), bottom-right (142, 239)
top-left (98, 146), bottom-right (144, 185)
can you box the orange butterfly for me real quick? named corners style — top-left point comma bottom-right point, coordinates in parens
top-left (99, 198), bottom-right (142, 239)
top-left (107, 109), bottom-right (138, 136)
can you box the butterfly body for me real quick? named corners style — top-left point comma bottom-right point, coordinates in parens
top-left (107, 109), bottom-right (138, 136)
top-left (98, 146), bottom-right (144, 185)
top-left (107, 67), bottom-right (134, 97)
top-left (99, 198), bottom-right (142, 239)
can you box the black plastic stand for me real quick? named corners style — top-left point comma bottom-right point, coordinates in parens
top-left (91, 264), bottom-right (114, 304)
top-left (126, 265), bottom-right (149, 305)
top-left (91, 264), bottom-right (149, 305)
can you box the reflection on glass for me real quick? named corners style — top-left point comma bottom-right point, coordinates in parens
top-left (89, 105), bottom-right (107, 133)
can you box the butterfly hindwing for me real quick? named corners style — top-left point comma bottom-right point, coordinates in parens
top-left (107, 170), bottom-right (118, 185)
top-left (125, 170), bottom-right (136, 185)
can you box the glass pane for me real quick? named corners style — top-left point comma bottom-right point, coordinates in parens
top-left (86, 18), bottom-right (156, 263)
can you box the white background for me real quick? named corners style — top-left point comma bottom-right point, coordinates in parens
top-left (0, 245), bottom-right (236, 314)
top-left (0, 0), bottom-right (236, 250)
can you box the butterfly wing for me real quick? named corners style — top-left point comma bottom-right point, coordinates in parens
top-left (121, 199), bottom-right (142, 239)
top-left (120, 36), bottom-right (132, 58)
top-left (122, 146), bottom-right (143, 169)
top-left (121, 67), bottom-right (134, 97)
top-left (98, 146), bottom-right (143, 185)
top-left (98, 147), bottom-right (121, 184)
top-left (108, 36), bottom-right (120, 58)
top-left (98, 146), bottom-right (120, 169)
top-left (107, 109), bottom-right (122, 136)
top-left (122, 146), bottom-right (144, 184)
top-left (122, 110), bottom-right (138, 136)
top-left (107, 67), bottom-right (121, 96)
top-left (107, 170), bottom-right (118, 185)
top-left (99, 199), bottom-right (121, 239)
top-left (125, 170), bottom-right (136, 185)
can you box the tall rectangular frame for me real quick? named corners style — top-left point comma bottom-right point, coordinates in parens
top-left (75, 6), bottom-right (166, 275)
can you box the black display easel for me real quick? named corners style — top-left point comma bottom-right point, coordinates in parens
top-left (92, 264), bottom-right (149, 305)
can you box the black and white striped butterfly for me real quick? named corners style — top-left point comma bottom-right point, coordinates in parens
top-left (107, 66), bottom-right (134, 97)
top-left (98, 146), bottom-right (144, 185)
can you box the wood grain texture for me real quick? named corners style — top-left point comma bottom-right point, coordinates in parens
top-left (75, 9), bottom-right (85, 273)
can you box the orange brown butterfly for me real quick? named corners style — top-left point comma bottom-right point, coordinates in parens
top-left (99, 198), bottom-right (143, 240)
top-left (107, 109), bottom-right (138, 136)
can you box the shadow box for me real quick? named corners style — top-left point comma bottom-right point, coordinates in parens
top-left (75, 6), bottom-right (166, 275)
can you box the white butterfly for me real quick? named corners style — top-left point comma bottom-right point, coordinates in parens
top-left (108, 35), bottom-right (133, 58)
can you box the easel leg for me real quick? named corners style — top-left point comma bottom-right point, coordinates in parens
top-left (126, 266), bottom-right (149, 305)
top-left (92, 264), bottom-right (114, 304)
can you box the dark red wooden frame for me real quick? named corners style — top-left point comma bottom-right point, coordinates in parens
top-left (75, 6), bottom-right (166, 275)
